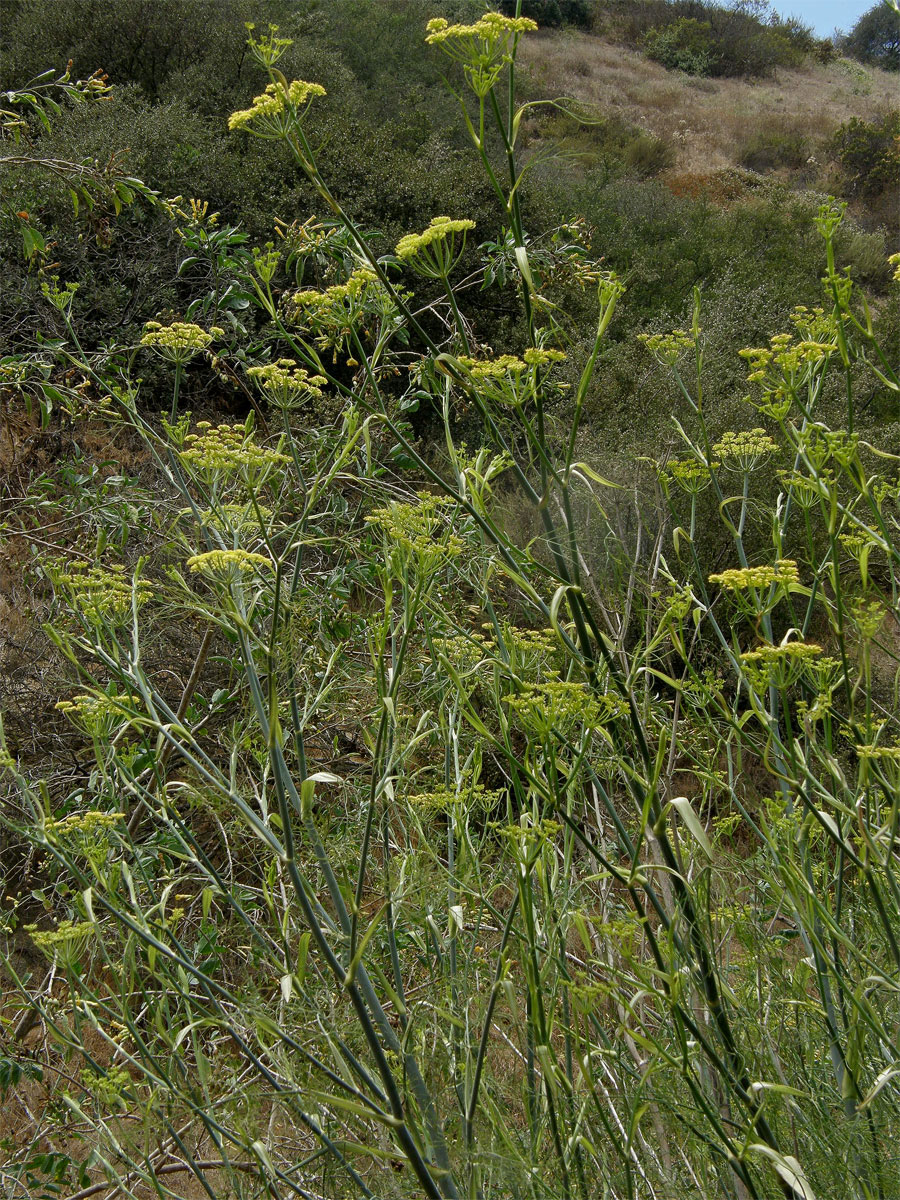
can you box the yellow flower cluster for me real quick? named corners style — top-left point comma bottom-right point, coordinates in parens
top-left (40, 277), bottom-right (79, 313)
top-left (45, 810), bottom-right (125, 837)
top-left (245, 22), bottom-right (294, 68)
top-left (179, 422), bottom-right (290, 478)
top-left (709, 560), bottom-right (800, 591)
top-left (407, 783), bottom-right (504, 814)
top-left (228, 79), bottom-right (326, 136)
top-left (661, 457), bottom-right (717, 494)
top-left (194, 501), bottom-right (273, 533)
top-left (523, 347), bottom-right (566, 367)
top-left (81, 1065), bottom-right (132, 1110)
top-left (365, 492), bottom-right (464, 563)
top-left (848, 597), bottom-right (886, 640)
top-left (26, 919), bottom-right (95, 951)
top-left (246, 360), bottom-right (327, 409)
top-left (284, 268), bottom-right (395, 356)
top-left (425, 14), bottom-right (538, 97)
top-left (140, 321), bottom-right (222, 365)
top-left (712, 428), bottom-right (778, 472)
top-left (856, 744), bottom-right (900, 763)
top-left (395, 216), bottom-right (475, 276)
top-left (741, 334), bottom-right (836, 381)
top-left (504, 680), bottom-right (624, 734)
top-left (186, 549), bottom-right (273, 575)
top-left (44, 810), bottom-right (125, 865)
top-left (450, 349), bottom-right (565, 406)
top-left (432, 630), bottom-right (491, 671)
top-left (55, 691), bottom-right (139, 728)
top-left (56, 561), bottom-right (153, 624)
top-left (739, 640), bottom-right (823, 690)
top-left (639, 328), bottom-right (695, 366)
top-left (458, 353), bottom-right (528, 380)
top-left (776, 469), bottom-right (825, 510)
top-left (890, 252), bottom-right (900, 283)
top-left (496, 817), bottom-right (562, 855)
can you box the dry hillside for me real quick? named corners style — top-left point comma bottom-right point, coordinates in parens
top-left (520, 28), bottom-right (898, 219)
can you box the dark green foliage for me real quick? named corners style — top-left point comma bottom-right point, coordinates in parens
top-left (498, 0), bottom-right (593, 27)
top-left (601, 0), bottom-right (825, 77)
top-left (644, 16), bottom-right (716, 75)
top-left (842, 2), bottom-right (900, 71)
top-left (0, 0), bottom-right (287, 100)
top-left (828, 108), bottom-right (900, 196)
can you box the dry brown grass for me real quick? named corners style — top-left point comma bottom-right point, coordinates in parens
top-left (519, 30), bottom-right (899, 177)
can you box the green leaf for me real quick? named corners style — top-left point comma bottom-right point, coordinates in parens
top-left (669, 796), bottom-right (712, 859)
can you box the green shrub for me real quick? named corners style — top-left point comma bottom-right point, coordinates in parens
top-left (828, 108), bottom-right (900, 196)
top-left (644, 16), bottom-right (716, 75)
top-left (842, 2), bottom-right (900, 71)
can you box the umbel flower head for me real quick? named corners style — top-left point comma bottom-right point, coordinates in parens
top-left (425, 13), bottom-right (538, 97)
top-left (179, 421), bottom-right (290, 484)
top-left (712, 428), bottom-right (779, 473)
top-left (186, 549), bottom-right (273, 578)
top-left (228, 79), bottom-right (325, 139)
top-left (246, 360), bottom-right (327, 410)
top-left (443, 347), bottom-right (566, 408)
top-left (395, 216), bottom-right (475, 278)
top-left (54, 561), bottom-right (153, 626)
top-left (140, 321), bottom-right (222, 366)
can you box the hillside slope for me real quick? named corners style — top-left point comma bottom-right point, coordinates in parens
top-left (520, 28), bottom-right (898, 224)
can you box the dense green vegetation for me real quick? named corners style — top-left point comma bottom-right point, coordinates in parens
top-left (1, 4), bottom-right (899, 1200)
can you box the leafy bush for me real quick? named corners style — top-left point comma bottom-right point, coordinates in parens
top-left (828, 108), bottom-right (900, 196)
top-left (499, 0), bottom-right (593, 27)
top-left (842, 1), bottom-right (900, 71)
top-left (644, 16), bottom-right (716, 75)
top-left (607, 0), bottom-right (824, 77)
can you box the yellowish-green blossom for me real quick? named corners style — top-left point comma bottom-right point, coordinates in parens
top-left (245, 22), bottom-right (293, 68)
top-left (889, 252), bottom-right (900, 283)
top-left (26, 919), bottom-right (95, 955)
top-left (639, 328), bottom-right (695, 367)
top-left (407, 783), bottom-right (504, 815)
top-left (44, 811), bottom-right (125, 868)
top-left (81, 1065), bottom-right (132, 1110)
top-left (447, 349), bottom-right (564, 407)
top-left (425, 13), bottom-right (538, 96)
top-left (40, 276), bottom-right (79, 313)
top-left (140, 321), bottom-right (222, 365)
top-left (709, 560), bottom-right (800, 591)
top-left (739, 640), bottom-right (823, 690)
top-left (504, 680), bottom-right (624, 735)
top-left (712, 428), bottom-right (779, 472)
top-left (395, 216), bottom-right (475, 277)
top-left (179, 422), bottom-right (290, 481)
top-left (855, 744), bottom-right (900, 763)
top-left (660, 457), bottom-right (717, 494)
top-left (228, 79), bottom-right (325, 137)
top-left (366, 492), bottom-right (464, 565)
top-left (55, 691), bottom-right (140, 735)
top-left (186, 549), bottom-right (273, 576)
top-left (284, 268), bottom-right (399, 358)
top-left (193, 501), bottom-right (273, 534)
top-left (247, 360), bottom-right (327, 409)
top-left (55, 561), bottom-right (153, 625)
